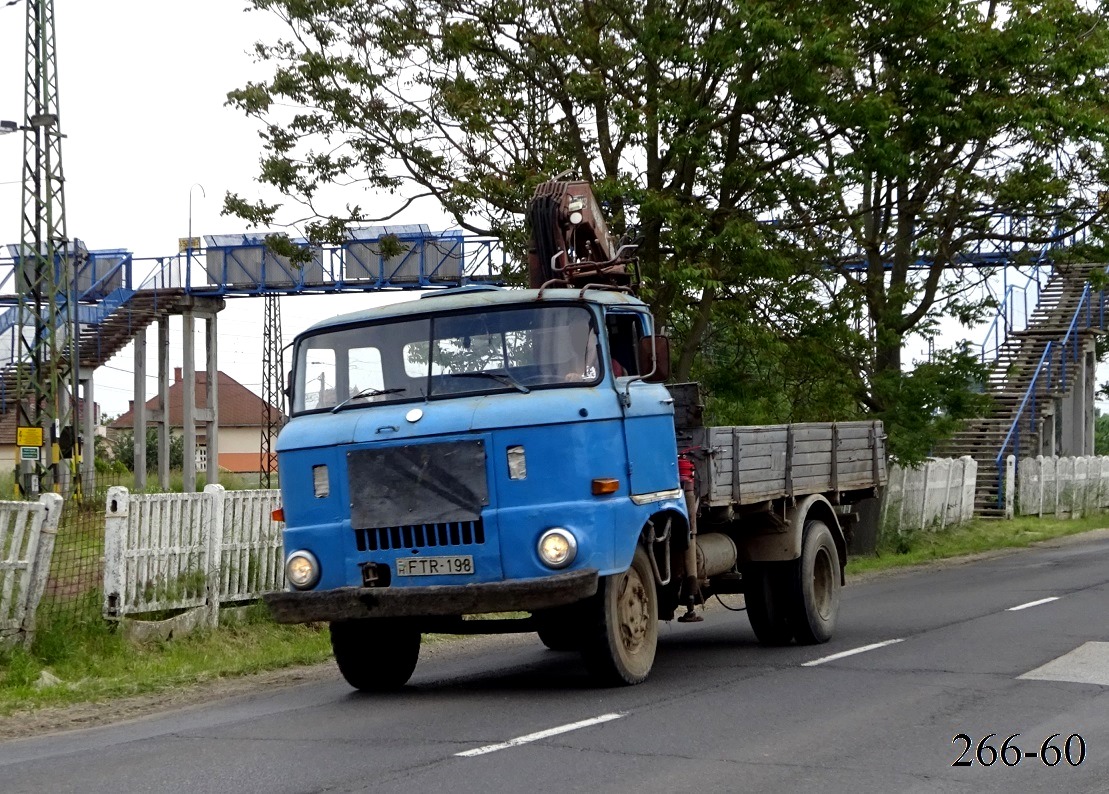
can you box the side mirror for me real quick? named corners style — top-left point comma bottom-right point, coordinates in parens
top-left (285, 370), bottom-right (295, 401)
top-left (638, 336), bottom-right (670, 383)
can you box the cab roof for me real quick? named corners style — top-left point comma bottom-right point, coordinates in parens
top-left (300, 286), bottom-right (648, 334)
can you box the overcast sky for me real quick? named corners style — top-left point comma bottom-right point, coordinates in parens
top-left (0, 1), bottom-right (433, 418)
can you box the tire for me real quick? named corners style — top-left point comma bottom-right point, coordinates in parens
top-left (743, 562), bottom-right (795, 646)
top-left (581, 546), bottom-right (658, 685)
top-left (535, 607), bottom-right (583, 651)
top-left (788, 520), bottom-right (841, 644)
top-left (330, 619), bottom-right (421, 692)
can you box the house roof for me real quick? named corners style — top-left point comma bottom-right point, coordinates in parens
top-left (110, 368), bottom-right (285, 430)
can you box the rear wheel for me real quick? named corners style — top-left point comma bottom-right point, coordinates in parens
top-left (788, 520), bottom-right (841, 644)
top-left (581, 546), bottom-right (658, 685)
top-left (330, 619), bottom-right (421, 691)
top-left (743, 562), bottom-right (794, 646)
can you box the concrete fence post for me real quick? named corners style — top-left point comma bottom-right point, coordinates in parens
top-left (1004, 455), bottom-right (1016, 519)
top-left (1075, 457), bottom-right (1088, 518)
top-left (892, 465), bottom-right (905, 532)
top-left (21, 493), bottom-right (63, 648)
top-left (1102, 457), bottom-right (1109, 510)
top-left (103, 486), bottom-right (129, 620)
top-left (961, 457), bottom-right (977, 524)
top-left (203, 484), bottom-right (226, 628)
top-left (1033, 456), bottom-right (1043, 517)
top-left (918, 463), bottom-right (931, 531)
top-left (940, 458), bottom-right (956, 530)
top-left (1019, 457), bottom-right (1037, 517)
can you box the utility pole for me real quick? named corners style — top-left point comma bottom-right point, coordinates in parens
top-left (260, 293), bottom-right (284, 488)
top-left (15, 0), bottom-right (81, 496)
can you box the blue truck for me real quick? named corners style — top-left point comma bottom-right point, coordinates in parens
top-left (264, 180), bottom-right (886, 688)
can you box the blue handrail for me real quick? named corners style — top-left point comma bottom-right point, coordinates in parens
top-left (994, 269), bottom-right (1109, 507)
top-left (995, 341), bottom-right (1056, 505)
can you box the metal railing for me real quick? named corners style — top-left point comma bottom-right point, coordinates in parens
top-left (980, 279), bottom-right (1037, 366)
top-left (994, 275), bottom-right (1109, 506)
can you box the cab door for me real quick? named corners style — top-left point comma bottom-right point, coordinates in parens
top-left (607, 310), bottom-right (680, 497)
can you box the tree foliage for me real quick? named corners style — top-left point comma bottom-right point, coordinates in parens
top-left (105, 430), bottom-right (185, 474)
top-left (1096, 412), bottom-right (1109, 456)
top-left (227, 0), bottom-right (1109, 461)
top-left (787, 0), bottom-right (1109, 414)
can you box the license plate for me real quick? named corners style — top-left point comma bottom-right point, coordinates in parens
top-left (396, 555), bottom-right (475, 576)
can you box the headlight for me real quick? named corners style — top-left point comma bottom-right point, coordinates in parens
top-left (537, 528), bottom-right (577, 569)
top-left (285, 550), bottom-right (321, 590)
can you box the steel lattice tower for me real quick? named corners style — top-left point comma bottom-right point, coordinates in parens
top-left (15, 0), bottom-right (80, 495)
top-left (260, 293), bottom-right (285, 488)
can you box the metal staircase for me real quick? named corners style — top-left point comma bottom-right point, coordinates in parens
top-left (933, 262), bottom-right (1107, 516)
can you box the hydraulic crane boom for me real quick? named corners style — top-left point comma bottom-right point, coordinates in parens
top-left (525, 179), bottom-right (637, 290)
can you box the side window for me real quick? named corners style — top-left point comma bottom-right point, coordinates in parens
top-left (605, 313), bottom-right (643, 377)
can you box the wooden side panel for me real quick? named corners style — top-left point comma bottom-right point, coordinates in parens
top-left (703, 421), bottom-right (886, 506)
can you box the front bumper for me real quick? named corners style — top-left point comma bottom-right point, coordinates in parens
top-left (264, 568), bottom-right (599, 624)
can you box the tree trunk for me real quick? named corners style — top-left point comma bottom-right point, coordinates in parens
top-left (674, 289), bottom-right (715, 382)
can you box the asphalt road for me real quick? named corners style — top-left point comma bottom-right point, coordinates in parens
top-left (2, 533), bottom-right (1108, 794)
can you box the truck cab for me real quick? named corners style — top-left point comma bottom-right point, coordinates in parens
top-left (266, 285), bottom-right (688, 687)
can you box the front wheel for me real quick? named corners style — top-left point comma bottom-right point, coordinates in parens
top-left (534, 606), bottom-right (583, 651)
top-left (581, 546), bottom-right (658, 686)
top-left (788, 520), bottom-right (841, 644)
top-left (330, 619), bottom-right (421, 691)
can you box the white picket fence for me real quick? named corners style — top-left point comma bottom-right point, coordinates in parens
top-left (0, 494), bottom-right (63, 648)
top-left (1018, 455), bottom-right (1109, 518)
top-left (103, 485), bottom-right (284, 626)
top-left (881, 457), bottom-right (978, 533)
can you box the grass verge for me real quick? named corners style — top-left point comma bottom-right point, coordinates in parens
top-left (0, 603), bottom-right (333, 717)
top-left (849, 512), bottom-right (1109, 574)
top-left (1, 514), bottom-right (1106, 717)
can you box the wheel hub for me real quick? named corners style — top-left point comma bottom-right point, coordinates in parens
top-left (812, 547), bottom-right (833, 619)
top-left (618, 569), bottom-right (649, 653)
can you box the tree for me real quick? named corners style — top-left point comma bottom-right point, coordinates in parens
top-left (226, 0), bottom-right (847, 378)
top-left (787, 0), bottom-right (1109, 415)
top-left (106, 429), bottom-right (185, 474)
top-left (1096, 412), bottom-right (1109, 456)
top-left (226, 0), bottom-right (1109, 461)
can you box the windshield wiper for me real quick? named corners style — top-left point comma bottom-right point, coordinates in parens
top-left (448, 370), bottom-right (530, 394)
top-left (330, 386), bottom-right (407, 413)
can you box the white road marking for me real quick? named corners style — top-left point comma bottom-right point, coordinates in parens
top-left (455, 712), bottom-right (625, 757)
top-left (801, 639), bottom-right (904, 667)
top-left (1008, 596), bottom-right (1061, 612)
top-left (1019, 641), bottom-right (1109, 686)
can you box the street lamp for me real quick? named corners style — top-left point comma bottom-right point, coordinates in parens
top-left (0, 115), bottom-right (57, 134)
top-left (188, 182), bottom-right (206, 247)
top-left (184, 183), bottom-right (206, 288)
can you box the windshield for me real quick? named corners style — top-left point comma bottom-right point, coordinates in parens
top-left (292, 303), bottom-right (601, 413)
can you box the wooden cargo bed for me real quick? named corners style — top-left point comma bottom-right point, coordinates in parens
top-left (687, 421), bottom-right (887, 507)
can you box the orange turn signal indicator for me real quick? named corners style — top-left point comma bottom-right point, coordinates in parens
top-left (591, 478), bottom-right (620, 496)
top-left (272, 507), bottom-right (285, 522)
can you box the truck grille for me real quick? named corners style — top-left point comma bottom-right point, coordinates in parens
top-left (355, 520), bottom-right (486, 552)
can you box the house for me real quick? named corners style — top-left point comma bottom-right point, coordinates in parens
top-left (110, 367), bottom-right (285, 473)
